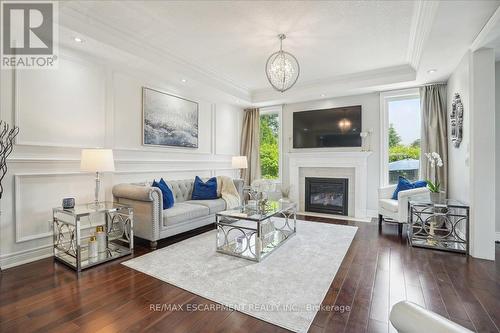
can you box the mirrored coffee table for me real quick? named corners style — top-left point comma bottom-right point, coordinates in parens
top-left (216, 201), bottom-right (296, 262)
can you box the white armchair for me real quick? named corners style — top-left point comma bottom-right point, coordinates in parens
top-left (390, 301), bottom-right (473, 333)
top-left (378, 184), bottom-right (429, 235)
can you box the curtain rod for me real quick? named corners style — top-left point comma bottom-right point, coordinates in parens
top-left (246, 104), bottom-right (285, 110)
top-left (380, 82), bottom-right (447, 94)
top-left (421, 81), bottom-right (447, 87)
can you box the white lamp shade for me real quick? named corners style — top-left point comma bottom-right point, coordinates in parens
top-left (80, 149), bottom-right (115, 172)
top-left (232, 156), bottom-right (248, 169)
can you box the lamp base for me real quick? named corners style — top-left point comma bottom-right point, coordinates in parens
top-left (91, 172), bottom-right (101, 209)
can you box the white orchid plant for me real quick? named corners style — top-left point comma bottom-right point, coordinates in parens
top-left (425, 152), bottom-right (443, 193)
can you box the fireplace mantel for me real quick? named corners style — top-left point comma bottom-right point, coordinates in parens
top-left (288, 151), bottom-right (372, 218)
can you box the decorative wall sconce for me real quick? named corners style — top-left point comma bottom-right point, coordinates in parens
top-left (360, 130), bottom-right (373, 152)
top-left (450, 93), bottom-right (463, 148)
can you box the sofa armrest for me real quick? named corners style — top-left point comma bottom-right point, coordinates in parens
top-left (112, 183), bottom-right (161, 202)
top-left (233, 178), bottom-right (244, 200)
top-left (112, 183), bottom-right (162, 242)
top-left (397, 186), bottom-right (429, 199)
top-left (390, 301), bottom-right (473, 333)
top-left (378, 185), bottom-right (397, 199)
top-left (397, 187), bottom-right (429, 222)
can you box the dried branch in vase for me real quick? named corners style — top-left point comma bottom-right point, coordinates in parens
top-left (0, 121), bottom-right (19, 199)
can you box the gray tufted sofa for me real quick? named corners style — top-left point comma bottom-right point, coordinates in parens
top-left (112, 178), bottom-right (244, 249)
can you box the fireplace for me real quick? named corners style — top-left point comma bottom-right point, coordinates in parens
top-left (305, 177), bottom-right (348, 216)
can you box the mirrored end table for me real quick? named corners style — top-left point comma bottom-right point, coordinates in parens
top-left (53, 202), bottom-right (134, 271)
top-left (408, 198), bottom-right (469, 254)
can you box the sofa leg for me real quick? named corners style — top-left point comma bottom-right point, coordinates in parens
top-left (150, 241), bottom-right (158, 250)
top-left (378, 214), bottom-right (383, 228)
top-left (398, 223), bottom-right (403, 235)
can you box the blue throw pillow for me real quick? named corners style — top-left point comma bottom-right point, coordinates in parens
top-left (152, 179), bottom-right (174, 209)
top-left (413, 180), bottom-right (428, 188)
top-left (391, 176), bottom-right (427, 200)
top-left (159, 178), bottom-right (175, 208)
top-left (191, 176), bottom-right (218, 200)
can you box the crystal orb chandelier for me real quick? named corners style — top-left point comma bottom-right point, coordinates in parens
top-left (265, 34), bottom-right (300, 93)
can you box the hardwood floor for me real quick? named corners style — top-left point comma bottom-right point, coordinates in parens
top-left (1, 215), bottom-right (499, 333)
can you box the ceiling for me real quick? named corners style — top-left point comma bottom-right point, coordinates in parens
top-left (59, 1), bottom-right (500, 106)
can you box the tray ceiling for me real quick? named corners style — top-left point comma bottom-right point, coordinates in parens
top-left (59, 0), bottom-right (500, 105)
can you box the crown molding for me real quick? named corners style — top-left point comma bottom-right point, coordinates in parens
top-left (59, 4), bottom-right (251, 102)
top-left (471, 5), bottom-right (500, 51)
top-left (251, 64), bottom-right (416, 106)
top-left (58, 2), bottom-right (430, 106)
top-left (406, 0), bottom-right (440, 70)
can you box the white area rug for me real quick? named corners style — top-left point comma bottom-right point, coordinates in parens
top-left (123, 219), bottom-right (357, 333)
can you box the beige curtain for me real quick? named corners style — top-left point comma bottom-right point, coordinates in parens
top-left (420, 84), bottom-right (448, 194)
top-left (240, 108), bottom-right (260, 185)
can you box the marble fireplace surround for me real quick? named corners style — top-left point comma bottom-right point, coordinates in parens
top-left (288, 151), bottom-right (372, 219)
top-left (299, 167), bottom-right (355, 216)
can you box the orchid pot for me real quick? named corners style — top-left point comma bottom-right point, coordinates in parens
top-left (429, 191), bottom-right (445, 203)
top-left (425, 152), bottom-right (445, 203)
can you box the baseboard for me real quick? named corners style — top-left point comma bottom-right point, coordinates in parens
top-left (0, 244), bottom-right (53, 269)
top-left (366, 209), bottom-right (378, 218)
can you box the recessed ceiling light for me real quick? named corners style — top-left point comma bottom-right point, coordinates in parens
top-left (181, 79), bottom-right (187, 83)
top-left (320, 94), bottom-right (326, 97)
top-left (427, 69), bottom-right (437, 74)
top-left (74, 37), bottom-right (83, 43)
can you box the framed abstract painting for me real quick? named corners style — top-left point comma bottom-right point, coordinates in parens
top-left (142, 87), bottom-right (199, 148)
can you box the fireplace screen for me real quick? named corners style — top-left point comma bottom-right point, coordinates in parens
top-left (305, 177), bottom-right (348, 215)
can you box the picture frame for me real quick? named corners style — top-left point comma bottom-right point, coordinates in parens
top-left (142, 87), bottom-right (199, 148)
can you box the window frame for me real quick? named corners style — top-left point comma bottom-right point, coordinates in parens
top-left (379, 88), bottom-right (420, 186)
top-left (259, 105), bottom-right (283, 183)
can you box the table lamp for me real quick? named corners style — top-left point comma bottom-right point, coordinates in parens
top-left (232, 156), bottom-right (248, 179)
top-left (81, 149), bottom-right (115, 207)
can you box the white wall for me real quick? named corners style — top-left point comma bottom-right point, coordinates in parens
top-left (469, 48), bottom-right (496, 260)
top-left (0, 47), bottom-right (243, 269)
top-left (281, 93), bottom-right (380, 215)
top-left (496, 61), bottom-right (500, 235)
top-left (447, 52), bottom-right (471, 204)
top-left (447, 49), bottom-right (496, 260)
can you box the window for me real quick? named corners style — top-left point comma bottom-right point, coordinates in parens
top-left (380, 89), bottom-right (421, 185)
top-left (259, 107), bottom-right (281, 180)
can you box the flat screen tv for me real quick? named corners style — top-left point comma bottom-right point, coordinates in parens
top-left (293, 105), bottom-right (362, 148)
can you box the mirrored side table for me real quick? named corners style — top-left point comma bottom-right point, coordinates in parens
top-left (408, 198), bottom-right (469, 254)
top-left (52, 202), bottom-right (133, 272)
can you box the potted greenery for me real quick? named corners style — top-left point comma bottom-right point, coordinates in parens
top-left (425, 152), bottom-right (444, 203)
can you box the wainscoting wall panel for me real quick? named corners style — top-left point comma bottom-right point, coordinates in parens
top-left (214, 169), bottom-right (239, 178)
top-left (14, 173), bottom-right (98, 242)
top-left (112, 169), bottom-right (213, 187)
top-left (0, 47), bottom-right (243, 269)
top-left (15, 57), bottom-right (106, 148)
